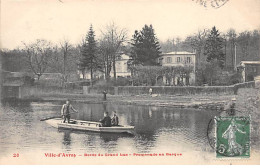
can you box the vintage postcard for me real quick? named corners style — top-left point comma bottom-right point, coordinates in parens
top-left (0, 0), bottom-right (260, 165)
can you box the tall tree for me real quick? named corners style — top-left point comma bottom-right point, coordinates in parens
top-left (60, 39), bottom-right (72, 83)
top-left (185, 29), bottom-right (208, 69)
top-left (131, 24), bottom-right (161, 66)
top-left (81, 25), bottom-right (100, 85)
top-left (100, 22), bottom-right (127, 81)
top-left (204, 26), bottom-right (225, 68)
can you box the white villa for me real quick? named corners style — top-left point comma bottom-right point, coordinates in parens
top-left (80, 54), bottom-right (131, 80)
top-left (158, 51), bottom-right (196, 85)
top-left (110, 54), bottom-right (131, 78)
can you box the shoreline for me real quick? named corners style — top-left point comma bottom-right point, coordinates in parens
top-left (2, 88), bottom-right (258, 113)
top-left (3, 92), bottom-right (236, 110)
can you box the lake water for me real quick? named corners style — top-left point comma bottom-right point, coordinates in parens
top-left (0, 100), bottom-right (220, 162)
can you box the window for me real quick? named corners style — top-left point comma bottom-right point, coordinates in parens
top-left (177, 57), bottom-right (181, 63)
top-left (166, 57), bottom-right (172, 63)
top-left (187, 57), bottom-right (191, 63)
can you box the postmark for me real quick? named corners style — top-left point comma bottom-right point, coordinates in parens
top-left (215, 116), bottom-right (250, 157)
top-left (192, 0), bottom-right (229, 9)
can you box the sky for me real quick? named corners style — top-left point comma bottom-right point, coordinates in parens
top-left (1, 0), bottom-right (260, 49)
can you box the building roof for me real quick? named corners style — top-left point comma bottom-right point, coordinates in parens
top-left (240, 61), bottom-right (260, 65)
top-left (160, 51), bottom-right (196, 56)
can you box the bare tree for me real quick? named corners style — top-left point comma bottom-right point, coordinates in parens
top-left (100, 22), bottom-right (128, 81)
top-left (60, 39), bottom-right (72, 83)
top-left (186, 29), bottom-right (209, 69)
top-left (23, 39), bottom-right (53, 80)
top-left (226, 29), bottom-right (237, 69)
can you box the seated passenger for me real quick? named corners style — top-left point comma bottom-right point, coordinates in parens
top-left (99, 112), bottom-right (111, 127)
top-left (111, 111), bottom-right (119, 126)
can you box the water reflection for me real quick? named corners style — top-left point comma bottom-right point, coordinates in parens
top-left (61, 129), bottom-right (72, 147)
top-left (0, 100), bottom-right (221, 157)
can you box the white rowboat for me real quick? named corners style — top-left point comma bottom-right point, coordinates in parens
top-left (45, 118), bottom-right (135, 134)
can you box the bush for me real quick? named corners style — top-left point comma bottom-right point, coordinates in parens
top-left (94, 79), bottom-right (115, 87)
top-left (115, 77), bottom-right (131, 86)
top-left (94, 77), bottom-right (131, 87)
top-left (229, 73), bottom-right (242, 85)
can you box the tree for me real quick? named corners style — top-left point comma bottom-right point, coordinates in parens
top-left (60, 39), bottom-right (72, 83)
top-left (160, 39), bottom-right (174, 53)
top-left (100, 22), bottom-right (127, 81)
top-left (23, 39), bottom-right (53, 80)
top-left (185, 29), bottom-right (208, 69)
top-left (48, 40), bottom-right (79, 86)
top-left (226, 29), bottom-right (237, 69)
top-left (131, 24), bottom-right (161, 66)
top-left (237, 31), bottom-right (251, 62)
top-left (204, 26), bottom-right (225, 68)
top-left (80, 25), bottom-right (101, 85)
top-left (0, 49), bottom-right (28, 72)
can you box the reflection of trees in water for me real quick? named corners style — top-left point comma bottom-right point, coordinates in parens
top-left (79, 104), bottom-right (104, 122)
top-left (60, 129), bottom-right (71, 151)
top-left (1, 99), bottom-right (32, 109)
top-left (102, 103), bottom-right (108, 113)
top-left (68, 102), bottom-right (220, 153)
top-left (58, 128), bottom-right (133, 153)
top-left (0, 99), bottom-right (34, 126)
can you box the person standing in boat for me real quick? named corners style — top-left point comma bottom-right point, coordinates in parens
top-left (61, 99), bottom-right (78, 123)
top-left (100, 112), bottom-right (111, 127)
top-left (111, 111), bottom-right (119, 126)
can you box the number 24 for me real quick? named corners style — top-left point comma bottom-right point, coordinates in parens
top-left (13, 153), bottom-right (19, 157)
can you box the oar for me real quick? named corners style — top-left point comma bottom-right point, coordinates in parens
top-left (40, 116), bottom-right (61, 121)
top-left (40, 111), bottom-right (79, 121)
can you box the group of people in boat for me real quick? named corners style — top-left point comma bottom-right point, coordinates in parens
top-left (61, 99), bottom-right (119, 127)
top-left (99, 111), bottom-right (119, 127)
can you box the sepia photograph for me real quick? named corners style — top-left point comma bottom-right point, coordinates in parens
top-left (0, 0), bottom-right (260, 165)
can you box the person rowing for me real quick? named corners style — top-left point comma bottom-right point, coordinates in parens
top-left (61, 99), bottom-right (78, 123)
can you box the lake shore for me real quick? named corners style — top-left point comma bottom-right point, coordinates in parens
top-left (21, 88), bottom-right (244, 110)
top-left (15, 88), bottom-right (258, 113)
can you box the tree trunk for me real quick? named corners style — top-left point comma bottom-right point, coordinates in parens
top-left (113, 56), bottom-right (116, 81)
top-left (90, 62), bottom-right (93, 86)
top-left (105, 55), bottom-right (109, 81)
top-left (231, 41), bottom-right (234, 70)
top-left (37, 74), bottom-right (41, 81)
top-left (224, 39), bottom-right (227, 68)
top-left (82, 70), bottom-right (85, 79)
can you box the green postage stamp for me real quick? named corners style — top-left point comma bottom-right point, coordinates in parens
top-left (215, 116), bottom-right (250, 157)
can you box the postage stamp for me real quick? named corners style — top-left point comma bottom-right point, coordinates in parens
top-left (215, 116), bottom-right (250, 158)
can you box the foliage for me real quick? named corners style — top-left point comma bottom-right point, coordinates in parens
top-left (80, 25), bottom-right (102, 85)
top-left (0, 49), bottom-right (28, 72)
top-left (204, 26), bottom-right (225, 68)
top-left (130, 24), bottom-right (161, 66)
top-left (47, 41), bottom-right (79, 84)
top-left (131, 65), bottom-right (193, 86)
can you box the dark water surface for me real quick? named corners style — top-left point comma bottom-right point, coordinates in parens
top-left (0, 100), bottom-right (219, 158)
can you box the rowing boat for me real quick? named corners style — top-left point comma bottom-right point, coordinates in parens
top-left (45, 118), bottom-right (135, 134)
